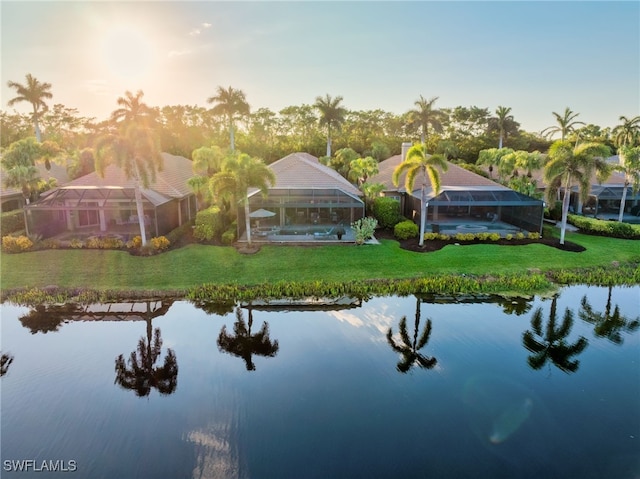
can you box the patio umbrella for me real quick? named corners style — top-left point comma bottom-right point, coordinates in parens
top-left (249, 208), bottom-right (276, 218)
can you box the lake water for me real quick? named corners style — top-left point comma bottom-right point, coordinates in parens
top-left (1, 285), bottom-right (639, 479)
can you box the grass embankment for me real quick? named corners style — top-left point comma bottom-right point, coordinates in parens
top-left (1, 231), bottom-right (639, 298)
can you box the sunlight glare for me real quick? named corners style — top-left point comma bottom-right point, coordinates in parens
top-left (102, 25), bottom-right (154, 79)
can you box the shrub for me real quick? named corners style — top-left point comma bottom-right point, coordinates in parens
top-left (2, 235), bottom-right (33, 253)
top-left (351, 217), bottom-right (378, 245)
top-left (546, 201), bottom-right (563, 221)
top-left (394, 220), bottom-right (419, 240)
top-left (568, 214), bottom-right (640, 239)
top-left (1, 210), bottom-right (24, 236)
top-left (126, 236), bottom-right (142, 249)
top-left (454, 232), bottom-right (476, 241)
top-left (505, 234), bottom-right (513, 240)
top-left (151, 236), bottom-right (170, 251)
top-left (221, 228), bottom-right (236, 245)
top-left (423, 232), bottom-right (439, 241)
top-left (527, 232), bottom-right (541, 240)
top-left (515, 232), bottom-right (525, 240)
top-left (372, 197), bottom-right (401, 229)
top-left (166, 221), bottom-right (194, 245)
top-left (102, 237), bottom-right (124, 249)
top-left (85, 237), bottom-right (103, 249)
top-left (476, 232), bottom-right (492, 241)
top-left (42, 238), bottom-right (60, 249)
top-left (69, 238), bottom-right (84, 249)
top-left (489, 233), bottom-right (501, 241)
top-left (438, 234), bottom-right (451, 241)
top-left (194, 206), bottom-right (225, 242)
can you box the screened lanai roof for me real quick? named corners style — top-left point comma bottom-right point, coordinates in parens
top-left (27, 185), bottom-right (171, 209)
top-left (577, 184), bottom-right (640, 200)
top-left (423, 186), bottom-right (543, 206)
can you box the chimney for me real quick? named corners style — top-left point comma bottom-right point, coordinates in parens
top-left (401, 142), bottom-right (412, 161)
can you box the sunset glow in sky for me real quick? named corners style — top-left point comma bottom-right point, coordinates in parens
top-left (1, 1), bottom-right (639, 133)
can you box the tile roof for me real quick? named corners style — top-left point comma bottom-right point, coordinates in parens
top-left (61, 152), bottom-right (194, 199)
top-left (370, 154), bottom-right (508, 199)
top-left (1, 162), bottom-right (70, 198)
top-left (255, 152), bottom-right (362, 196)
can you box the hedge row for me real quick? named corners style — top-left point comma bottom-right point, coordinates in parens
top-left (568, 214), bottom-right (640, 239)
top-left (1, 210), bottom-right (24, 236)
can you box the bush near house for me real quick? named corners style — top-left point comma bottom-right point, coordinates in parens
top-left (568, 214), bottom-right (640, 239)
top-left (372, 197), bottom-right (402, 229)
top-left (394, 220), bottom-right (419, 240)
top-left (2, 235), bottom-right (33, 253)
top-left (351, 217), bottom-right (378, 245)
top-left (1, 210), bottom-right (24, 236)
top-left (194, 206), bottom-right (225, 242)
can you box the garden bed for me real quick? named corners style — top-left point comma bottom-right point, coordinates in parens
top-left (376, 229), bottom-right (586, 253)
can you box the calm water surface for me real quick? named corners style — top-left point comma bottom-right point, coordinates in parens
top-left (1, 285), bottom-right (639, 479)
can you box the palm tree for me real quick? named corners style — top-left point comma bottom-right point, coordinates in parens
top-left (7, 73), bottom-right (53, 142)
top-left (110, 90), bottom-right (155, 125)
top-left (1, 352), bottom-right (14, 377)
top-left (477, 147), bottom-right (514, 180)
top-left (541, 107), bottom-right (585, 141)
top-left (544, 141), bottom-right (611, 244)
top-left (407, 95), bottom-right (444, 145)
top-left (207, 86), bottom-right (250, 152)
top-left (95, 122), bottom-right (164, 246)
top-left (217, 306), bottom-right (279, 371)
top-left (494, 106), bottom-right (513, 149)
top-left (612, 115), bottom-right (640, 148)
top-left (522, 296), bottom-right (588, 374)
top-left (386, 297), bottom-right (437, 373)
top-left (579, 288), bottom-right (640, 345)
top-left (348, 156), bottom-right (379, 187)
top-left (18, 303), bottom-right (84, 334)
top-left (314, 94), bottom-right (347, 157)
top-left (210, 153), bottom-right (275, 246)
top-left (393, 144), bottom-right (448, 246)
top-left (614, 146), bottom-right (640, 222)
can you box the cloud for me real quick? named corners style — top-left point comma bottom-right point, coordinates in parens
top-left (189, 28), bottom-right (201, 36)
top-left (202, 22), bottom-right (211, 28)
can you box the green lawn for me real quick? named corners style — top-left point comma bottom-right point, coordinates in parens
top-left (1, 232), bottom-right (638, 292)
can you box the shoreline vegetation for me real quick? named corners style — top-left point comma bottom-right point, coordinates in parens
top-left (1, 230), bottom-right (639, 306)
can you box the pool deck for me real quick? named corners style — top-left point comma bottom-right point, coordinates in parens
top-left (238, 224), bottom-right (379, 244)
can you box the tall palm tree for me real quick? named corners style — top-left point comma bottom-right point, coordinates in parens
top-left (110, 89), bottom-right (155, 125)
top-left (314, 94), bottom-right (347, 157)
top-left (386, 297), bottom-right (436, 373)
top-left (579, 288), bottom-right (640, 344)
top-left (95, 122), bottom-right (164, 246)
top-left (393, 144), bottom-right (448, 246)
top-left (407, 95), bottom-right (444, 145)
top-left (210, 153), bottom-right (275, 246)
top-left (612, 115), bottom-right (640, 148)
top-left (541, 107), bottom-right (585, 141)
top-left (7, 73), bottom-right (53, 142)
top-left (544, 141), bottom-right (611, 244)
top-left (207, 86), bottom-right (250, 152)
top-left (522, 296), bottom-right (588, 374)
top-left (614, 146), bottom-right (640, 222)
top-left (494, 106), bottom-right (513, 149)
top-left (217, 306), bottom-right (279, 371)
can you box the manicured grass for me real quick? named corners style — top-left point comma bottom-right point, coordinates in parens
top-left (1, 232), bottom-right (638, 292)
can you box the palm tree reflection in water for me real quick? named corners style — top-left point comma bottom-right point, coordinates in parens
top-left (217, 306), bottom-right (279, 371)
top-left (1, 353), bottom-right (14, 377)
top-left (579, 287), bottom-right (640, 345)
top-left (386, 297), bottom-right (437, 373)
top-left (522, 295), bottom-right (588, 374)
top-left (114, 301), bottom-right (178, 397)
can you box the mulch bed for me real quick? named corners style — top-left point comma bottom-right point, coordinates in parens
top-left (374, 229), bottom-right (586, 253)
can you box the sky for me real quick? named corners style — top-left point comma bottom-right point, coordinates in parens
top-left (1, 1), bottom-right (639, 135)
